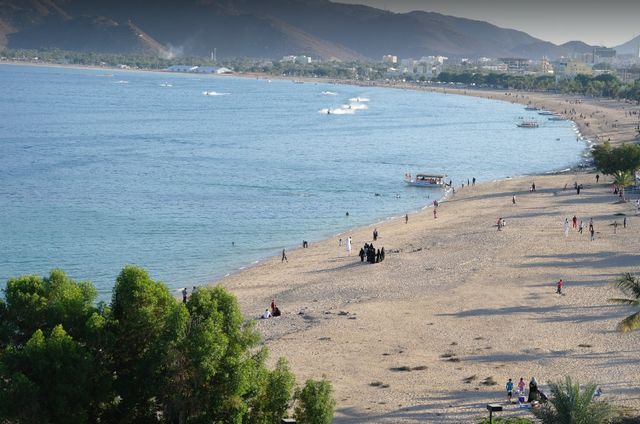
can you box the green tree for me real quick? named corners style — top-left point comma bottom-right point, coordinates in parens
top-left (293, 378), bottom-right (336, 424)
top-left (533, 377), bottom-right (612, 424)
top-left (592, 142), bottom-right (640, 184)
top-left (247, 357), bottom-right (296, 424)
top-left (0, 326), bottom-right (98, 424)
top-left (609, 273), bottom-right (640, 332)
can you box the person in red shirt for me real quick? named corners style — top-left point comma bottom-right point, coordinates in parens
top-left (556, 279), bottom-right (564, 295)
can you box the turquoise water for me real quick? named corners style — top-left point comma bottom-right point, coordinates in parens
top-left (0, 64), bottom-right (586, 298)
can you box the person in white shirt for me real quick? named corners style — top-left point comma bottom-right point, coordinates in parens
top-left (262, 309), bottom-right (272, 319)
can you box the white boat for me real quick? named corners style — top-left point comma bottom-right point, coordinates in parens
top-left (524, 106), bottom-right (540, 111)
top-left (404, 173), bottom-right (447, 187)
top-left (517, 120), bottom-right (539, 128)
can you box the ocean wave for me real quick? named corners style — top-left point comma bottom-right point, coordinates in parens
top-left (322, 91), bottom-right (338, 96)
top-left (349, 97), bottom-right (370, 102)
top-left (203, 91), bottom-right (229, 96)
top-left (114, 80), bottom-right (129, 84)
top-left (345, 103), bottom-right (368, 110)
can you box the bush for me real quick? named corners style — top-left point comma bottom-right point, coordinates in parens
top-left (293, 378), bottom-right (336, 424)
top-left (533, 377), bottom-right (612, 424)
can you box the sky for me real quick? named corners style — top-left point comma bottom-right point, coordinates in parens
top-left (333, 0), bottom-right (639, 47)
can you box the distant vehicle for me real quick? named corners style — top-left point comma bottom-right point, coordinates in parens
top-left (404, 173), bottom-right (447, 187)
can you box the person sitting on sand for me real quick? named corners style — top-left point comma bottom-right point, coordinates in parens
top-left (273, 306), bottom-right (281, 317)
top-left (262, 309), bottom-right (272, 319)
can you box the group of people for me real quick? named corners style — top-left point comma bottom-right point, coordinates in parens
top-left (564, 216), bottom-right (596, 240)
top-left (261, 299), bottom-right (282, 319)
top-left (506, 377), bottom-right (548, 405)
top-left (359, 242), bottom-right (385, 263)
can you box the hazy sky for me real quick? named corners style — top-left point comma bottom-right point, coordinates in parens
top-left (333, 0), bottom-right (639, 47)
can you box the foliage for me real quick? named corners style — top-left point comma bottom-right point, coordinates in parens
top-left (476, 418), bottom-right (534, 424)
top-left (592, 142), bottom-right (640, 182)
top-left (0, 266), bottom-right (322, 424)
top-left (609, 273), bottom-right (640, 332)
top-left (532, 377), bottom-right (613, 424)
top-left (293, 378), bottom-right (336, 424)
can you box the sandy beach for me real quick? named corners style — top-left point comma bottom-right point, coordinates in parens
top-left (212, 89), bottom-right (640, 423)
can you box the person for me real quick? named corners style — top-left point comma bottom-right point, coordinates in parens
top-left (506, 378), bottom-right (514, 402)
top-left (380, 246), bottom-right (385, 261)
top-left (517, 377), bottom-right (526, 394)
top-left (376, 249), bottom-right (381, 263)
top-left (359, 247), bottom-right (365, 262)
top-left (531, 182), bottom-right (536, 192)
top-left (613, 221), bottom-right (618, 234)
top-left (596, 174), bottom-right (600, 183)
top-left (433, 209), bottom-right (437, 219)
top-left (624, 217), bottom-right (627, 228)
top-left (512, 195), bottom-right (516, 205)
top-left (528, 377), bottom-right (539, 403)
top-left (339, 238), bottom-right (342, 246)
top-left (497, 217), bottom-right (503, 231)
top-left (182, 287), bottom-right (188, 304)
top-left (271, 299), bottom-right (277, 312)
top-left (577, 185), bottom-right (581, 195)
top-left (433, 199), bottom-right (439, 208)
top-left (302, 240), bottom-right (308, 248)
top-left (572, 215), bottom-right (577, 229)
top-left (373, 228), bottom-right (378, 241)
top-left (282, 249), bottom-right (288, 262)
top-left (405, 213), bottom-right (409, 224)
top-left (346, 236), bottom-right (352, 255)
top-left (346, 211), bottom-right (349, 216)
top-left (589, 218), bottom-right (594, 233)
top-left (472, 177), bottom-right (476, 186)
top-left (556, 279), bottom-right (564, 295)
top-left (590, 226), bottom-right (595, 241)
top-left (578, 221), bottom-right (584, 234)
top-left (262, 309), bottom-right (271, 319)
top-left (273, 306), bottom-right (281, 317)
top-left (563, 219), bottom-right (570, 238)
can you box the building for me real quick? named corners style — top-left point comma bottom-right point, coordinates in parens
top-left (498, 57), bottom-right (530, 72)
top-left (382, 55), bottom-right (398, 64)
top-left (593, 47), bottom-right (616, 62)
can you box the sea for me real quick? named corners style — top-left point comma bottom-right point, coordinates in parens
top-left (0, 64), bottom-right (588, 300)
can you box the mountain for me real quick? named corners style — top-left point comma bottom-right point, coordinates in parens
top-left (615, 35), bottom-right (640, 56)
top-left (0, 0), bottom-right (596, 60)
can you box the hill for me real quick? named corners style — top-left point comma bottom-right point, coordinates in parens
top-left (0, 0), bottom-right (597, 60)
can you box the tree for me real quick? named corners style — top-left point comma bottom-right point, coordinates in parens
top-left (0, 326), bottom-right (99, 424)
top-left (592, 142), bottom-right (640, 184)
top-left (293, 378), bottom-right (336, 424)
top-left (247, 357), bottom-right (296, 424)
top-left (533, 377), bottom-right (612, 424)
top-left (609, 273), bottom-right (640, 332)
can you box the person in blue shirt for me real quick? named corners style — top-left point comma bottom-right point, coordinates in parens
top-left (506, 378), bottom-right (514, 402)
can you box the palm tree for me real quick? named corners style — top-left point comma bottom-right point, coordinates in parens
top-left (533, 377), bottom-right (612, 424)
top-left (610, 273), bottom-right (640, 332)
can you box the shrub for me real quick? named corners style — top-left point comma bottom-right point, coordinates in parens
top-left (293, 378), bottom-right (336, 424)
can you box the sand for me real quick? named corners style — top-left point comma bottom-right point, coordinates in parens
top-left (214, 90), bottom-right (640, 423)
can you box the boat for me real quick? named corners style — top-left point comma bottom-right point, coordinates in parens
top-left (517, 120), bottom-right (539, 128)
top-left (538, 111), bottom-right (556, 116)
top-left (524, 106), bottom-right (540, 111)
top-left (548, 116), bottom-right (565, 121)
top-left (404, 173), bottom-right (447, 187)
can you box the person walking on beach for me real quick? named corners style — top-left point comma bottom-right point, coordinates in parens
top-left (572, 215), bottom-right (577, 229)
top-left (373, 228), bottom-right (378, 241)
top-left (512, 195), bottom-right (517, 205)
top-left (282, 249), bottom-right (288, 262)
top-left (359, 247), bottom-right (365, 262)
top-left (339, 238), bottom-right (342, 247)
top-left (613, 221), bottom-right (619, 234)
top-left (563, 219), bottom-right (570, 238)
top-left (506, 378), bottom-right (514, 403)
top-left (624, 217), bottom-right (627, 228)
top-left (346, 236), bottom-right (352, 255)
top-left (590, 226), bottom-right (595, 241)
top-left (596, 174), bottom-right (600, 183)
top-left (472, 177), bottom-right (476, 186)
top-left (556, 279), bottom-right (564, 295)
top-left (579, 220), bottom-right (584, 234)
top-left (405, 213), bottom-right (409, 224)
top-left (433, 209), bottom-right (437, 219)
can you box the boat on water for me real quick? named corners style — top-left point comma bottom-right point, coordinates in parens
top-left (538, 111), bottom-right (556, 116)
top-left (524, 106), bottom-right (540, 111)
top-left (404, 173), bottom-right (447, 187)
top-left (548, 116), bottom-right (565, 121)
top-left (517, 120), bottom-right (539, 128)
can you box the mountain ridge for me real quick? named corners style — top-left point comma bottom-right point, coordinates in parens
top-left (0, 0), bottom-right (623, 61)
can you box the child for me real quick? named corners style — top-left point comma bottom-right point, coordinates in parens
top-left (506, 378), bottom-right (514, 402)
top-left (556, 279), bottom-right (564, 295)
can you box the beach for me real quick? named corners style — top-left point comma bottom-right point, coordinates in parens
top-left (215, 91), bottom-right (640, 422)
